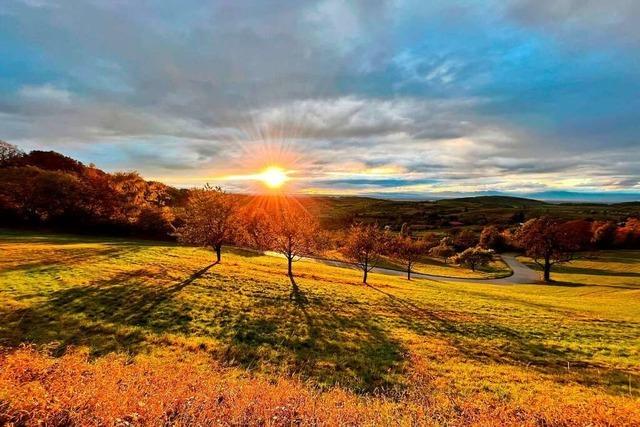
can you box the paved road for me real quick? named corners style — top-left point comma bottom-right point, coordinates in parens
top-left (306, 253), bottom-right (540, 285)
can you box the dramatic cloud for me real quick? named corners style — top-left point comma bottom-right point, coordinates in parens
top-left (1, 0), bottom-right (639, 200)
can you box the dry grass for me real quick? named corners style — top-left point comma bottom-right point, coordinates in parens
top-left (2, 347), bottom-right (639, 426)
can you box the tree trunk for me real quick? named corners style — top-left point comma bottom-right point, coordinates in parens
top-left (215, 245), bottom-right (221, 263)
top-left (363, 255), bottom-right (368, 284)
top-left (407, 264), bottom-right (411, 280)
top-left (288, 256), bottom-right (293, 277)
top-left (543, 256), bottom-right (551, 282)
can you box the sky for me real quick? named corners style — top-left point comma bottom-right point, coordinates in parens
top-left (1, 0), bottom-right (640, 201)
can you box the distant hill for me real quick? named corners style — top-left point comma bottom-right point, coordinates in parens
top-left (436, 195), bottom-right (547, 207)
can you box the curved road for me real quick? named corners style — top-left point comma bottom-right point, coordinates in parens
top-left (306, 253), bottom-right (540, 285)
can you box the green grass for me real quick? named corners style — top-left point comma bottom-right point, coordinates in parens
top-left (1, 230), bottom-right (639, 398)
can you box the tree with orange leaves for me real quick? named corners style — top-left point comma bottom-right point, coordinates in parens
top-left (390, 234), bottom-right (429, 280)
top-left (516, 217), bottom-right (581, 282)
top-left (342, 223), bottom-right (387, 284)
top-left (266, 206), bottom-right (321, 277)
top-left (177, 185), bottom-right (238, 263)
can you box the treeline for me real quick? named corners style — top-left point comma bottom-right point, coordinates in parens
top-left (173, 185), bottom-right (639, 283)
top-left (0, 141), bottom-right (187, 239)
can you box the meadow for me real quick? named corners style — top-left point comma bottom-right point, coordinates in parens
top-left (1, 230), bottom-right (639, 425)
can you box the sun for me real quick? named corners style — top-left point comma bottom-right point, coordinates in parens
top-left (259, 166), bottom-right (288, 189)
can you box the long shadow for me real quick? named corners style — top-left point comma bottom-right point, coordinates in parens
top-left (1, 246), bottom-right (141, 273)
top-left (0, 262), bottom-right (219, 355)
top-left (288, 274), bottom-right (308, 306)
top-left (366, 283), bottom-right (640, 396)
top-left (1, 262), bottom-right (405, 393)
top-left (555, 265), bottom-right (640, 278)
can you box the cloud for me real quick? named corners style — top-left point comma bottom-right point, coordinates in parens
top-left (505, 0), bottom-right (640, 49)
top-left (0, 0), bottom-right (639, 199)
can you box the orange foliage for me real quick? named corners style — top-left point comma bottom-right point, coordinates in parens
top-left (1, 347), bottom-right (638, 426)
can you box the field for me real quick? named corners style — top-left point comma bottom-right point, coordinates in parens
top-left (1, 231), bottom-right (640, 425)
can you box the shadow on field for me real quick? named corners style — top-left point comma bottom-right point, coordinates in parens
top-left (554, 264), bottom-right (640, 278)
top-left (367, 283), bottom-right (640, 396)
top-left (218, 276), bottom-right (405, 392)
top-left (1, 263), bottom-right (405, 393)
top-left (1, 263), bottom-right (218, 355)
top-left (1, 246), bottom-right (141, 274)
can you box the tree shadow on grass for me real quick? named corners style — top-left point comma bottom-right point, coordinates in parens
top-left (214, 275), bottom-right (406, 392)
top-left (1, 264), bottom-right (406, 393)
top-left (367, 283), bottom-right (640, 396)
top-left (1, 262), bottom-right (218, 355)
top-left (554, 264), bottom-right (640, 278)
top-left (0, 246), bottom-right (142, 274)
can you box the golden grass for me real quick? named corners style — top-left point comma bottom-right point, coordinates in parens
top-left (2, 347), bottom-right (639, 426)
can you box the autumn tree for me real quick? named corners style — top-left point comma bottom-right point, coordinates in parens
top-left (591, 221), bottom-right (617, 249)
top-left (237, 206), bottom-right (273, 250)
top-left (516, 217), bottom-right (581, 282)
top-left (429, 236), bottom-right (456, 264)
top-left (391, 235), bottom-right (428, 280)
top-left (177, 185), bottom-right (238, 263)
top-left (453, 229), bottom-right (478, 251)
top-left (453, 247), bottom-right (493, 271)
top-left (342, 223), bottom-right (387, 284)
top-left (267, 206), bottom-right (321, 277)
top-left (479, 225), bottom-right (505, 251)
top-left (616, 218), bottom-right (640, 248)
top-left (562, 219), bottom-right (593, 251)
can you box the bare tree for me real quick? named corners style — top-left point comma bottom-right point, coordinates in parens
top-left (177, 185), bottom-right (238, 263)
top-left (342, 223), bottom-right (387, 284)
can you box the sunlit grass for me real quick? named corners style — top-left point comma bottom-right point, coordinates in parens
top-left (1, 230), bottom-right (639, 424)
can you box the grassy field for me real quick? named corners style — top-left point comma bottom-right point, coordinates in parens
top-left (1, 230), bottom-right (639, 425)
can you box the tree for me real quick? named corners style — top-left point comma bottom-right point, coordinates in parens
top-left (591, 221), bottom-right (617, 249)
top-left (267, 206), bottom-right (321, 277)
top-left (516, 217), bottom-right (581, 282)
top-left (391, 235), bottom-right (428, 280)
top-left (429, 236), bottom-right (456, 264)
top-left (237, 206), bottom-right (273, 250)
top-left (616, 218), bottom-right (640, 248)
top-left (453, 229), bottom-right (478, 251)
top-left (479, 225), bottom-right (505, 251)
top-left (453, 247), bottom-right (493, 271)
top-left (342, 223), bottom-right (387, 284)
top-left (562, 219), bottom-right (593, 251)
top-left (0, 141), bottom-right (23, 166)
top-left (177, 185), bottom-right (238, 263)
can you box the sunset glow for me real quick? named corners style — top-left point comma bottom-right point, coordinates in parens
top-left (258, 166), bottom-right (288, 189)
